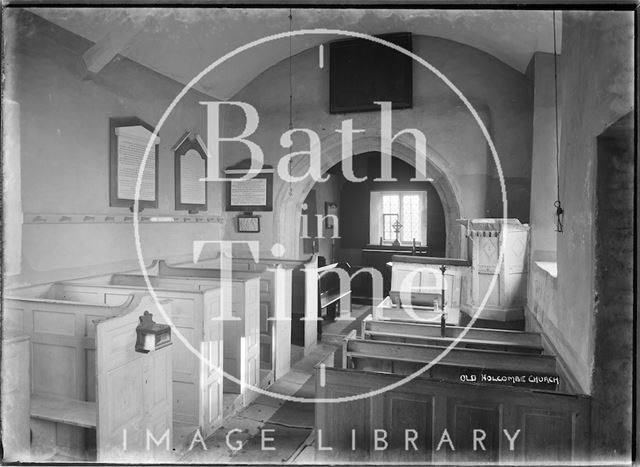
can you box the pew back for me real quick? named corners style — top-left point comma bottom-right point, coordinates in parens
top-left (315, 367), bottom-right (590, 463)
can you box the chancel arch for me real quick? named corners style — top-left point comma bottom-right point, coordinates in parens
top-left (272, 130), bottom-right (464, 260)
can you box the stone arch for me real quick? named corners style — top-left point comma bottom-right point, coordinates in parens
top-left (272, 129), bottom-right (465, 259)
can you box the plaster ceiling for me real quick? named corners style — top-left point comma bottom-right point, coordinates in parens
top-left (31, 8), bottom-right (562, 100)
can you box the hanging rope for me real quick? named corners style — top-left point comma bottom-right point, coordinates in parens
top-left (288, 8), bottom-right (293, 197)
top-left (552, 10), bottom-right (564, 233)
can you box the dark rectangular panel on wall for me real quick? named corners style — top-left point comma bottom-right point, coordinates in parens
top-left (330, 32), bottom-right (413, 113)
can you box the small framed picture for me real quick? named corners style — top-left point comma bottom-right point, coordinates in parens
top-left (237, 215), bottom-right (260, 233)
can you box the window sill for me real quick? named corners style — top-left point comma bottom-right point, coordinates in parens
top-left (362, 245), bottom-right (429, 255)
top-left (534, 261), bottom-right (557, 279)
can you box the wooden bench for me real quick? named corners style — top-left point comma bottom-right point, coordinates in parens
top-left (55, 278), bottom-right (223, 438)
top-left (317, 262), bottom-right (352, 321)
top-left (374, 295), bottom-right (444, 322)
top-left (185, 253), bottom-right (312, 363)
top-left (343, 337), bottom-right (559, 390)
top-left (315, 366), bottom-right (590, 463)
top-left (109, 272), bottom-right (261, 407)
top-left (362, 315), bottom-right (544, 354)
top-left (345, 338), bottom-right (555, 373)
top-left (4, 291), bottom-right (173, 462)
top-left (30, 394), bottom-right (97, 429)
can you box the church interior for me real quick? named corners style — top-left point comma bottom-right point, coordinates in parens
top-left (1, 7), bottom-right (635, 465)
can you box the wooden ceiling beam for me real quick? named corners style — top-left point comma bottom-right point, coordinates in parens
top-left (82, 18), bottom-right (145, 74)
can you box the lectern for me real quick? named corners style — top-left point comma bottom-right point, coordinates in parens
top-left (461, 218), bottom-right (529, 322)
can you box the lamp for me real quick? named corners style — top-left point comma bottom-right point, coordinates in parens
top-left (135, 311), bottom-right (171, 353)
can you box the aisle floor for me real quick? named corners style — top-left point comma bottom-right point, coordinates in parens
top-left (178, 344), bottom-right (337, 464)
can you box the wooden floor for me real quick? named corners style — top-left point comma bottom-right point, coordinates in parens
top-left (178, 343), bottom-right (338, 463)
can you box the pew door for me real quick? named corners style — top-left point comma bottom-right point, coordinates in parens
top-left (95, 304), bottom-right (173, 462)
top-left (201, 295), bottom-right (223, 438)
top-left (242, 279), bottom-right (261, 402)
top-left (272, 267), bottom-right (292, 380)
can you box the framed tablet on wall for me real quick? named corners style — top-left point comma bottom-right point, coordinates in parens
top-left (225, 160), bottom-right (273, 212)
top-left (109, 117), bottom-right (159, 210)
top-left (236, 215), bottom-right (260, 233)
top-left (173, 132), bottom-right (208, 213)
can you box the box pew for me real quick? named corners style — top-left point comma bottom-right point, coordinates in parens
top-left (343, 338), bottom-right (559, 390)
top-left (108, 272), bottom-right (261, 407)
top-left (231, 255), bottom-right (309, 375)
top-left (156, 260), bottom-right (290, 381)
top-left (3, 291), bottom-right (173, 461)
top-left (315, 366), bottom-right (590, 463)
top-left (196, 253), bottom-right (317, 358)
top-left (362, 315), bottom-right (544, 354)
top-left (52, 278), bottom-right (223, 438)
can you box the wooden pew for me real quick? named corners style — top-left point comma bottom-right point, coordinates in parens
top-left (109, 272), bottom-right (261, 407)
top-left (343, 337), bottom-right (559, 391)
top-left (4, 291), bottom-right (173, 461)
top-left (374, 295), bottom-right (444, 322)
top-left (179, 252), bottom-right (314, 364)
top-left (315, 366), bottom-right (590, 463)
top-left (52, 278), bottom-right (224, 438)
top-left (317, 262), bottom-right (352, 321)
top-left (156, 260), bottom-right (291, 381)
top-left (345, 338), bottom-right (555, 373)
top-left (362, 315), bottom-right (544, 354)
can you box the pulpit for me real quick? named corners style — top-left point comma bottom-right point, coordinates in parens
top-left (461, 218), bottom-right (529, 322)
